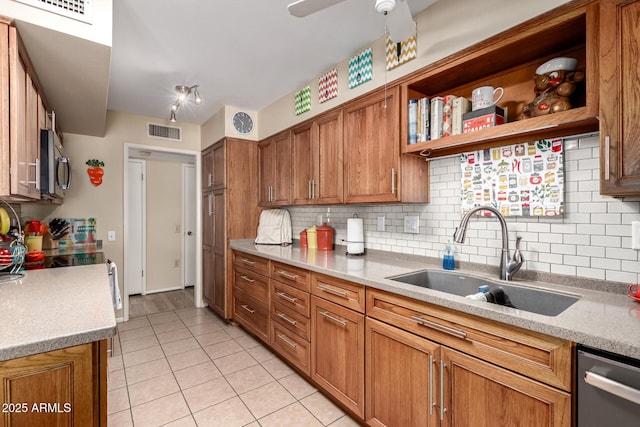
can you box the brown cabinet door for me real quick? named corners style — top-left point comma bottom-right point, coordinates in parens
top-left (258, 130), bottom-right (291, 206)
top-left (441, 348), bottom-right (571, 427)
top-left (310, 296), bottom-right (365, 418)
top-left (315, 110), bottom-right (344, 204)
top-left (202, 147), bottom-right (214, 191)
top-left (344, 87), bottom-right (400, 203)
top-left (212, 140), bottom-right (226, 189)
top-left (366, 318), bottom-right (440, 427)
top-left (211, 190), bottom-right (227, 317)
top-left (291, 121), bottom-right (314, 205)
top-left (600, 0), bottom-right (640, 196)
top-left (202, 192), bottom-right (214, 305)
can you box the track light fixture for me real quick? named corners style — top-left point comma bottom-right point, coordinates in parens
top-left (169, 84), bottom-right (202, 122)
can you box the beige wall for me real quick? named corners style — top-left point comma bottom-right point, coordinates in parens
top-left (145, 160), bottom-right (183, 292)
top-left (201, 106), bottom-right (260, 150)
top-left (258, 0), bottom-right (571, 139)
top-left (22, 110), bottom-right (201, 318)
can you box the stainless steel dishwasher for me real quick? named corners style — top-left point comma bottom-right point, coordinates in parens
top-left (577, 344), bottom-right (640, 426)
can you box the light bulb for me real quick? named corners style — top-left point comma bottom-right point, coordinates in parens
top-left (170, 111), bottom-right (177, 123)
top-left (194, 89), bottom-right (202, 104)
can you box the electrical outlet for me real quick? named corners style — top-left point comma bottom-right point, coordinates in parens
top-left (316, 215), bottom-right (324, 225)
top-left (377, 216), bottom-right (386, 232)
top-left (107, 231), bottom-right (116, 241)
top-left (633, 221), bottom-right (640, 250)
top-left (403, 216), bottom-right (420, 234)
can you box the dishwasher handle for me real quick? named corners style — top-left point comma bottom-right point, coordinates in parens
top-left (584, 371), bottom-right (640, 406)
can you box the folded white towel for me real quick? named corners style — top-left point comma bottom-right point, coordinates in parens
top-left (108, 260), bottom-right (122, 310)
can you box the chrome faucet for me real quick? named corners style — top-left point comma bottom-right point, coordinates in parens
top-left (453, 205), bottom-right (524, 281)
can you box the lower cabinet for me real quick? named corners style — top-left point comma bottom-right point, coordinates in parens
top-left (0, 340), bottom-right (107, 427)
top-left (310, 295), bottom-right (365, 418)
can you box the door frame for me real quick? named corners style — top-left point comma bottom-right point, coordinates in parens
top-left (181, 163), bottom-right (197, 289)
top-left (123, 143), bottom-right (203, 322)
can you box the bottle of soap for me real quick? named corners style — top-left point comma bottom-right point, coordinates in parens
top-left (466, 285), bottom-right (491, 301)
top-left (443, 240), bottom-right (455, 270)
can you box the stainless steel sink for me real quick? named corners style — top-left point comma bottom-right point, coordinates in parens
top-left (386, 269), bottom-right (580, 316)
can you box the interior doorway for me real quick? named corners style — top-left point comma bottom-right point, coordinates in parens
top-left (123, 144), bottom-right (202, 322)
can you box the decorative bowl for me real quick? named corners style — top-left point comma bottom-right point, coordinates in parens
top-left (535, 57), bottom-right (578, 75)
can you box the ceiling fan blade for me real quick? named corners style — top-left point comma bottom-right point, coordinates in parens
top-left (287, 0), bottom-right (349, 17)
top-left (386, 0), bottom-right (416, 42)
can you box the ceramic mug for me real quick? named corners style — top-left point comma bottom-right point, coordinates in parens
top-left (472, 86), bottom-right (504, 111)
top-left (629, 284), bottom-right (640, 297)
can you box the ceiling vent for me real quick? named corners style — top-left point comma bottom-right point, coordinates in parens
top-left (12, 0), bottom-right (93, 23)
top-left (147, 123), bottom-right (182, 142)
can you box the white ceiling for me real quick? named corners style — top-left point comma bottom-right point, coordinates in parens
top-left (107, 0), bottom-right (438, 127)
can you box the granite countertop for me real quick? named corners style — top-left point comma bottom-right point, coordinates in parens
top-left (231, 239), bottom-right (640, 360)
top-left (0, 264), bottom-right (117, 361)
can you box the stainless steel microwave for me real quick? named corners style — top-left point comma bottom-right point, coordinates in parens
top-left (40, 128), bottom-right (71, 199)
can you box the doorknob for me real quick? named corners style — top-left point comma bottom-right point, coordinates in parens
top-left (187, 231), bottom-right (193, 236)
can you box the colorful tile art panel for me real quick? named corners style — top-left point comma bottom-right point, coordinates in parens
top-left (348, 48), bottom-right (373, 89)
top-left (385, 35), bottom-right (417, 71)
top-left (294, 86), bottom-right (311, 116)
top-left (318, 69), bottom-right (338, 103)
top-left (460, 138), bottom-right (564, 217)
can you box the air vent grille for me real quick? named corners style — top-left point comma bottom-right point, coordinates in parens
top-left (12, 0), bottom-right (93, 23)
top-left (147, 123), bottom-right (182, 142)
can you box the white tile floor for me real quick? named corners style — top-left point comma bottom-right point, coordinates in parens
top-left (108, 307), bottom-right (361, 426)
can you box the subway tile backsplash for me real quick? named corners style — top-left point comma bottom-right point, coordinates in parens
top-left (287, 135), bottom-right (640, 285)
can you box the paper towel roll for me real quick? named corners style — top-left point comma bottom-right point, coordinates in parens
top-left (347, 217), bottom-right (364, 255)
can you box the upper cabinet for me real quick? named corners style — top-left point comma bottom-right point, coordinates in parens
top-left (291, 110), bottom-right (344, 205)
top-left (400, 0), bottom-right (599, 159)
top-left (259, 129), bottom-right (292, 206)
top-left (599, 0), bottom-right (640, 197)
top-left (1, 19), bottom-right (55, 202)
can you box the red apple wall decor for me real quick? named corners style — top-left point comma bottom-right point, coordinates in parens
top-left (86, 159), bottom-right (105, 186)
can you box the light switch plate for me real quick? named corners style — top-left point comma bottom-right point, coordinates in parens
top-left (107, 231), bottom-right (116, 241)
top-left (632, 221), bottom-right (640, 250)
top-left (403, 216), bottom-right (419, 234)
top-left (377, 216), bottom-right (386, 232)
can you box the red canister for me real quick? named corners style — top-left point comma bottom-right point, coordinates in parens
top-left (299, 230), bottom-right (308, 248)
top-left (317, 223), bottom-right (334, 251)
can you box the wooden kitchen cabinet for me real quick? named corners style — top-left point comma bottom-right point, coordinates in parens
top-left (344, 86), bottom-right (429, 203)
top-left (599, 0), bottom-right (640, 196)
top-left (201, 138), bottom-right (258, 319)
top-left (232, 251), bottom-right (270, 343)
top-left (258, 130), bottom-right (291, 206)
top-left (0, 340), bottom-right (108, 427)
top-left (291, 110), bottom-right (344, 205)
top-left (310, 294), bottom-right (365, 418)
top-left (366, 317), bottom-right (440, 427)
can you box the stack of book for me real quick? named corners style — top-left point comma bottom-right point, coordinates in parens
top-left (408, 95), bottom-right (472, 144)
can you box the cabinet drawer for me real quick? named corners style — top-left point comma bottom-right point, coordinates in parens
top-left (366, 288), bottom-right (572, 391)
top-left (272, 301), bottom-right (310, 341)
top-left (271, 280), bottom-right (310, 317)
top-left (311, 273), bottom-right (365, 313)
top-left (233, 288), bottom-right (269, 343)
top-left (233, 251), bottom-right (270, 276)
top-left (233, 267), bottom-right (269, 303)
top-left (271, 261), bottom-right (310, 291)
top-left (270, 322), bottom-right (310, 376)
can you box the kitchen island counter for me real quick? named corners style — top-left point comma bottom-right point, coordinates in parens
top-left (0, 264), bottom-right (117, 361)
top-left (231, 239), bottom-right (640, 360)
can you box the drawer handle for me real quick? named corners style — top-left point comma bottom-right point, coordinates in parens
top-left (241, 304), bottom-right (255, 314)
top-left (318, 285), bottom-right (348, 298)
top-left (241, 258), bottom-right (256, 265)
top-left (276, 270), bottom-right (298, 280)
top-left (277, 312), bottom-right (298, 326)
top-left (319, 311), bottom-right (347, 327)
top-left (411, 315), bottom-right (467, 340)
top-left (277, 333), bottom-right (298, 349)
top-left (276, 291), bottom-right (297, 303)
top-left (429, 355), bottom-right (434, 416)
top-left (240, 275), bottom-right (255, 283)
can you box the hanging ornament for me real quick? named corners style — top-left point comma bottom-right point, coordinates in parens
top-left (86, 159), bottom-right (105, 186)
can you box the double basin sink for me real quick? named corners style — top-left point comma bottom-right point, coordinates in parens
top-left (387, 269), bottom-right (580, 316)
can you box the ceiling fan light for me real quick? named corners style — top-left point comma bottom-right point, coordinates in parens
top-left (171, 102), bottom-right (179, 111)
top-left (375, 0), bottom-right (396, 14)
top-left (194, 89), bottom-right (202, 104)
top-left (170, 111), bottom-right (177, 123)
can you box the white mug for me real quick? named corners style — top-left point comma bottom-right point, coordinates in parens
top-left (472, 86), bottom-right (504, 111)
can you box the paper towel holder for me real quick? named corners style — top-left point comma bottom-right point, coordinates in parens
top-left (344, 214), bottom-right (366, 256)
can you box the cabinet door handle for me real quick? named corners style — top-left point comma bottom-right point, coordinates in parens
top-left (604, 136), bottom-right (610, 180)
top-left (241, 304), bottom-right (255, 314)
top-left (308, 180), bottom-right (312, 199)
top-left (208, 194), bottom-right (213, 216)
top-left (319, 311), bottom-right (347, 326)
top-left (313, 180), bottom-right (317, 199)
top-left (208, 172), bottom-right (212, 187)
top-left (440, 360), bottom-right (447, 421)
top-left (277, 333), bottom-right (298, 349)
top-left (240, 258), bottom-right (255, 266)
top-left (276, 291), bottom-right (297, 303)
top-left (277, 312), bottom-right (298, 326)
top-left (318, 284), bottom-right (348, 298)
top-left (276, 270), bottom-right (298, 280)
top-left (240, 275), bottom-right (255, 283)
top-left (584, 371), bottom-right (640, 406)
top-left (411, 315), bottom-right (467, 340)
top-left (35, 158), bottom-right (40, 190)
top-left (429, 355), bottom-right (434, 416)
top-left (391, 167), bottom-right (396, 195)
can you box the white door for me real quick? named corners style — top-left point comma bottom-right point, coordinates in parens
top-left (127, 159), bottom-right (145, 295)
top-left (182, 164), bottom-right (197, 288)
